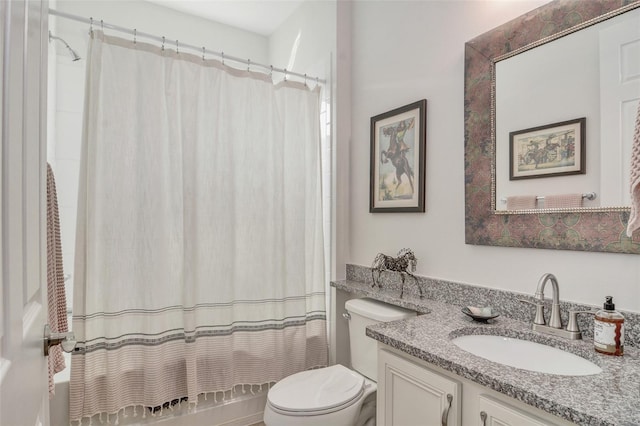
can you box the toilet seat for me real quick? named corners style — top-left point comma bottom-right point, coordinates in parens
top-left (267, 365), bottom-right (365, 416)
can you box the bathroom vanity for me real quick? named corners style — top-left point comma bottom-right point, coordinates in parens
top-left (333, 273), bottom-right (640, 426)
top-left (378, 346), bottom-right (574, 426)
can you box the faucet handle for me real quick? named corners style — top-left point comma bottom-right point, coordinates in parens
top-left (566, 310), bottom-right (596, 333)
top-left (519, 299), bottom-right (545, 325)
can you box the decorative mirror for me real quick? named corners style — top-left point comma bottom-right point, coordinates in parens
top-left (464, 0), bottom-right (640, 254)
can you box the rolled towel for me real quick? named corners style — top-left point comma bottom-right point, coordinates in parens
top-left (506, 195), bottom-right (536, 210)
top-left (543, 193), bottom-right (583, 209)
top-left (627, 101), bottom-right (640, 237)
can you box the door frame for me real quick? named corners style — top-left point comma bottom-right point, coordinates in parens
top-left (0, 1), bottom-right (51, 425)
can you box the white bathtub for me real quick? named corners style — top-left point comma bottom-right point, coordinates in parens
top-left (50, 351), bottom-right (72, 426)
top-left (50, 353), bottom-right (267, 426)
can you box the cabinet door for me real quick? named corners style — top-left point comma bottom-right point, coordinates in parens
top-left (378, 349), bottom-right (461, 426)
top-left (478, 395), bottom-right (561, 426)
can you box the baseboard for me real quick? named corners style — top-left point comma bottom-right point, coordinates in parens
top-left (217, 411), bottom-right (264, 426)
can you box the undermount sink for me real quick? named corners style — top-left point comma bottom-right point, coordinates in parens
top-left (451, 334), bottom-right (602, 376)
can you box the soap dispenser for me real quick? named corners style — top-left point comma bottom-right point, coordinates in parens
top-left (594, 296), bottom-right (624, 356)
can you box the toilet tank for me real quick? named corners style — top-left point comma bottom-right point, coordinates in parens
top-left (345, 298), bottom-right (416, 381)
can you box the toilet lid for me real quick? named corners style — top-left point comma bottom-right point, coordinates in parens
top-left (268, 365), bottom-right (365, 413)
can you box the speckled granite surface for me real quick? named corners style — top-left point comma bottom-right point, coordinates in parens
top-left (333, 267), bottom-right (640, 426)
top-left (345, 264), bottom-right (640, 348)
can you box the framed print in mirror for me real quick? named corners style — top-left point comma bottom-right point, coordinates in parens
top-left (509, 118), bottom-right (585, 180)
top-left (370, 99), bottom-right (427, 213)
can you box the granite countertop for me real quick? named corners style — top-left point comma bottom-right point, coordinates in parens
top-left (332, 279), bottom-right (640, 426)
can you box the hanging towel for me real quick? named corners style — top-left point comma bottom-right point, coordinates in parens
top-left (627, 101), bottom-right (640, 237)
top-left (47, 163), bottom-right (68, 398)
top-left (543, 193), bottom-right (583, 209)
top-left (506, 195), bottom-right (537, 210)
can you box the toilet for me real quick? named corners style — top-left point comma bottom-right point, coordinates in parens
top-left (263, 298), bottom-right (416, 426)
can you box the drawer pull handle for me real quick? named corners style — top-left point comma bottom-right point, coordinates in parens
top-left (480, 410), bottom-right (487, 426)
top-left (441, 393), bottom-right (453, 426)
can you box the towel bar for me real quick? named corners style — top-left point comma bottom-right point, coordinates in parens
top-left (500, 192), bottom-right (596, 204)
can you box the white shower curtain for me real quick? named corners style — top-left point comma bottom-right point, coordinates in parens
top-left (70, 32), bottom-right (327, 423)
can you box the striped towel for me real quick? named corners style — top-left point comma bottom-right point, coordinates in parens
top-left (543, 193), bottom-right (583, 209)
top-left (506, 195), bottom-right (537, 210)
top-left (627, 101), bottom-right (640, 237)
top-left (47, 164), bottom-right (68, 398)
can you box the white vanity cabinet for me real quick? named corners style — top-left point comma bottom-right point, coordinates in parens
top-left (477, 394), bottom-right (557, 426)
top-left (378, 346), bottom-right (575, 426)
top-left (377, 348), bottom-right (461, 426)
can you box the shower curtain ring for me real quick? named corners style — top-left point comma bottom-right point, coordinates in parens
top-left (247, 59), bottom-right (251, 72)
top-left (161, 36), bottom-right (165, 51)
top-left (284, 68), bottom-right (288, 81)
top-left (270, 65), bottom-right (273, 77)
top-left (304, 73), bottom-right (307, 87)
top-left (100, 19), bottom-right (104, 31)
top-left (89, 17), bottom-right (93, 35)
top-left (133, 29), bottom-right (137, 44)
top-left (202, 47), bottom-right (205, 61)
top-left (176, 40), bottom-right (179, 54)
top-left (221, 52), bottom-right (225, 65)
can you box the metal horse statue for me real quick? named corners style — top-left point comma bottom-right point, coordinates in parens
top-left (371, 248), bottom-right (422, 298)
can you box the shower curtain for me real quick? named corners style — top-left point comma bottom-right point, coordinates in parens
top-left (70, 31), bottom-right (327, 423)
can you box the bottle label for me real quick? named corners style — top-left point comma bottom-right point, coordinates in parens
top-left (594, 320), bottom-right (624, 349)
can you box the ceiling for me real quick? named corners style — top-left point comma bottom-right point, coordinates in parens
top-left (146, 0), bottom-right (306, 36)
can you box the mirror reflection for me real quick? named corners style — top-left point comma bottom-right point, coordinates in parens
top-left (494, 7), bottom-right (640, 212)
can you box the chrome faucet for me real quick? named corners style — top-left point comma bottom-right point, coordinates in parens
top-left (521, 273), bottom-right (583, 340)
top-left (535, 273), bottom-right (562, 328)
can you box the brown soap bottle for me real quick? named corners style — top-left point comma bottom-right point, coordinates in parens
top-left (593, 296), bottom-right (624, 356)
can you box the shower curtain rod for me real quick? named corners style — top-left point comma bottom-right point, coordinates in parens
top-left (48, 8), bottom-right (326, 85)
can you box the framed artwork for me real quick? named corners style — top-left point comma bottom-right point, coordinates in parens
top-left (370, 99), bottom-right (427, 213)
top-left (509, 117), bottom-right (586, 180)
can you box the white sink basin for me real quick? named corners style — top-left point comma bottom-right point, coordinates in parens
top-left (452, 334), bottom-right (602, 376)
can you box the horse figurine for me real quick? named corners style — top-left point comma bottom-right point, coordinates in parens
top-left (371, 248), bottom-right (422, 298)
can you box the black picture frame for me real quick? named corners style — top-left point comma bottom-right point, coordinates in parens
top-left (509, 117), bottom-right (586, 180)
top-left (370, 100), bottom-right (427, 213)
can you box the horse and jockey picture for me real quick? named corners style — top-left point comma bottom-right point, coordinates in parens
top-left (509, 117), bottom-right (586, 180)
top-left (370, 100), bottom-right (427, 212)
top-left (380, 118), bottom-right (415, 200)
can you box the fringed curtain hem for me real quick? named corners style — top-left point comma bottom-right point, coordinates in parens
top-left (73, 379), bottom-right (332, 426)
top-left (70, 319), bottom-right (328, 421)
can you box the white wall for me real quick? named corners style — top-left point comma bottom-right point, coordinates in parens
top-left (495, 22), bottom-right (601, 209)
top-left (347, 1), bottom-right (640, 312)
top-left (269, 0), bottom-right (336, 83)
top-left (268, 2), bottom-right (336, 266)
top-left (495, 8), bottom-right (640, 209)
top-left (54, 0), bottom-right (268, 63)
